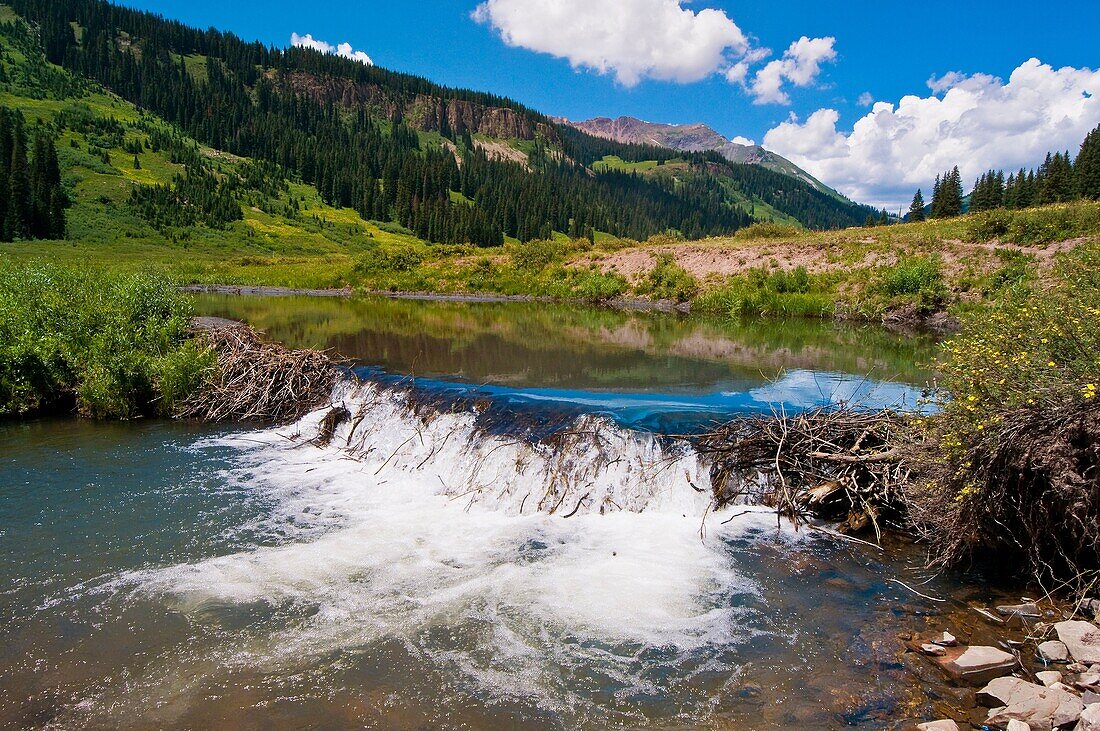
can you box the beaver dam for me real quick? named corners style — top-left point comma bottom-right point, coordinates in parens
top-left (3, 299), bottom-right (1097, 730)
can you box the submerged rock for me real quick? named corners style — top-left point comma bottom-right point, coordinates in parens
top-left (917, 721), bottom-right (959, 731)
top-left (998, 603), bottom-right (1042, 618)
top-left (978, 676), bottom-right (1083, 730)
top-left (1056, 621), bottom-right (1100, 665)
top-left (934, 631), bottom-right (959, 647)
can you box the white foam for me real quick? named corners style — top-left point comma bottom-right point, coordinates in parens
top-left (122, 382), bottom-right (803, 716)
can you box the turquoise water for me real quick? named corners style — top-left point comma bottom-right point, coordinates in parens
top-left (1, 299), bottom-right (1003, 730)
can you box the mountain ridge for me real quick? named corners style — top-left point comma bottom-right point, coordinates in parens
top-left (561, 115), bottom-right (851, 203)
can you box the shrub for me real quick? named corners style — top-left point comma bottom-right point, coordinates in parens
top-left (696, 266), bottom-right (835, 319)
top-left (0, 263), bottom-right (209, 418)
top-left (511, 239), bottom-right (567, 271)
top-left (874, 255), bottom-right (949, 313)
top-left (635, 252), bottom-right (698, 303)
top-left (733, 222), bottom-right (804, 241)
top-left (906, 242), bottom-right (1100, 585)
top-left (353, 244), bottom-right (426, 275)
top-left (965, 202), bottom-right (1100, 245)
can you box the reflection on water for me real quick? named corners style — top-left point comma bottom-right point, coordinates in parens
top-left (192, 294), bottom-right (939, 393)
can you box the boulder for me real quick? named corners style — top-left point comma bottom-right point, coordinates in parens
top-left (1078, 704), bottom-right (1100, 731)
top-left (978, 677), bottom-right (1084, 730)
top-left (939, 645), bottom-right (1018, 685)
top-left (1040, 641), bottom-right (1073, 663)
top-left (1037, 670), bottom-right (1065, 687)
top-left (917, 721), bottom-right (959, 731)
top-left (1056, 621), bottom-right (1100, 665)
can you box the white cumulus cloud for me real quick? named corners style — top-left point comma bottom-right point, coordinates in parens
top-left (748, 36), bottom-right (836, 105)
top-left (291, 32), bottom-right (373, 65)
top-left (762, 58), bottom-right (1100, 209)
top-left (471, 0), bottom-right (749, 86)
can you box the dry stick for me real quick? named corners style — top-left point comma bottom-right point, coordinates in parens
top-left (887, 578), bottom-right (947, 603)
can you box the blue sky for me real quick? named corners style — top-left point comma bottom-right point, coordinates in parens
top-left (121, 0), bottom-right (1100, 208)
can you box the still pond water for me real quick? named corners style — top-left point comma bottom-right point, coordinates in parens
top-left (1, 297), bottom-right (1010, 729)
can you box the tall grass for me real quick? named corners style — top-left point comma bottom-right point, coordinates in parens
top-left (696, 266), bottom-right (835, 318)
top-left (0, 263), bottom-right (211, 418)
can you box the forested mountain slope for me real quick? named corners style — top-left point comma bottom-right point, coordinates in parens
top-left (6, 0), bottom-right (874, 243)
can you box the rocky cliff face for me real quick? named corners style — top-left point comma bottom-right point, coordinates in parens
top-left (561, 116), bottom-right (728, 152)
top-left (285, 72), bottom-right (556, 142)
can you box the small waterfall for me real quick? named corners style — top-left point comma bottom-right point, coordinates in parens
top-left (291, 379), bottom-right (717, 518)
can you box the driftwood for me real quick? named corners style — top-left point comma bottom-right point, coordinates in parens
top-left (692, 407), bottom-right (913, 536)
top-left (178, 325), bottom-right (342, 423)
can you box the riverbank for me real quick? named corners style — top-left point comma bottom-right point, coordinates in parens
top-left (9, 201), bottom-right (1099, 329)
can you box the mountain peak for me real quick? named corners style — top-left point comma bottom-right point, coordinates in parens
top-left (560, 115), bottom-right (850, 203)
top-left (562, 116), bottom-right (730, 153)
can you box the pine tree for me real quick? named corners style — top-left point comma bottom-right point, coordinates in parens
top-left (1076, 124), bottom-right (1100, 199)
top-left (908, 189), bottom-right (926, 222)
top-left (931, 169), bottom-right (962, 218)
top-left (5, 117), bottom-right (29, 240)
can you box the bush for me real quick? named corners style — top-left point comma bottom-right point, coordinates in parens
top-left (733, 222), bottom-right (804, 241)
top-left (965, 202), bottom-right (1100, 245)
top-left (0, 263), bottom-right (209, 418)
top-left (635, 252), bottom-right (698, 303)
top-left (906, 242), bottom-right (1100, 585)
top-left (875, 255), bottom-right (949, 313)
top-left (696, 266), bottom-right (835, 318)
top-left (353, 244), bottom-right (426, 275)
top-left (511, 239), bottom-right (567, 271)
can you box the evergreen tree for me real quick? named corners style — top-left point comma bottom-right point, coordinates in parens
top-left (931, 168), bottom-right (962, 218)
top-left (1076, 124), bottom-right (1100, 199)
top-left (908, 189), bottom-right (926, 222)
top-left (5, 116), bottom-right (29, 240)
top-left (1038, 152), bottom-right (1075, 204)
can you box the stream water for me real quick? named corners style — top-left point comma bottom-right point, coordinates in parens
top-left (0, 297), bottom-right (1016, 729)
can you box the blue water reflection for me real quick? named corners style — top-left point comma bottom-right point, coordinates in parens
top-left (356, 366), bottom-right (930, 434)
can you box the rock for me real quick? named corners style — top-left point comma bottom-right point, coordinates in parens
top-left (1078, 704), bottom-right (1100, 731)
top-left (1057, 621), bottom-right (1100, 665)
top-left (1051, 681), bottom-right (1078, 694)
top-left (934, 631), bottom-right (959, 647)
top-left (1083, 690), bottom-right (1100, 706)
top-left (978, 677), bottom-right (1084, 729)
top-left (1040, 641), bottom-right (1073, 663)
top-left (1062, 624), bottom-right (1100, 665)
top-left (998, 603), bottom-right (1042, 618)
top-left (922, 643), bottom-right (949, 656)
top-left (1082, 599), bottom-right (1100, 621)
top-left (1037, 670), bottom-right (1064, 687)
top-left (1007, 721), bottom-right (1031, 731)
top-left (917, 721), bottom-right (959, 731)
top-left (1077, 674), bottom-right (1100, 691)
top-left (1072, 664), bottom-right (1092, 674)
top-left (939, 645), bottom-right (1018, 685)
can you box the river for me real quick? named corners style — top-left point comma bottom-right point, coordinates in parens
top-left (0, 297), bottom-right (1015, 729)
